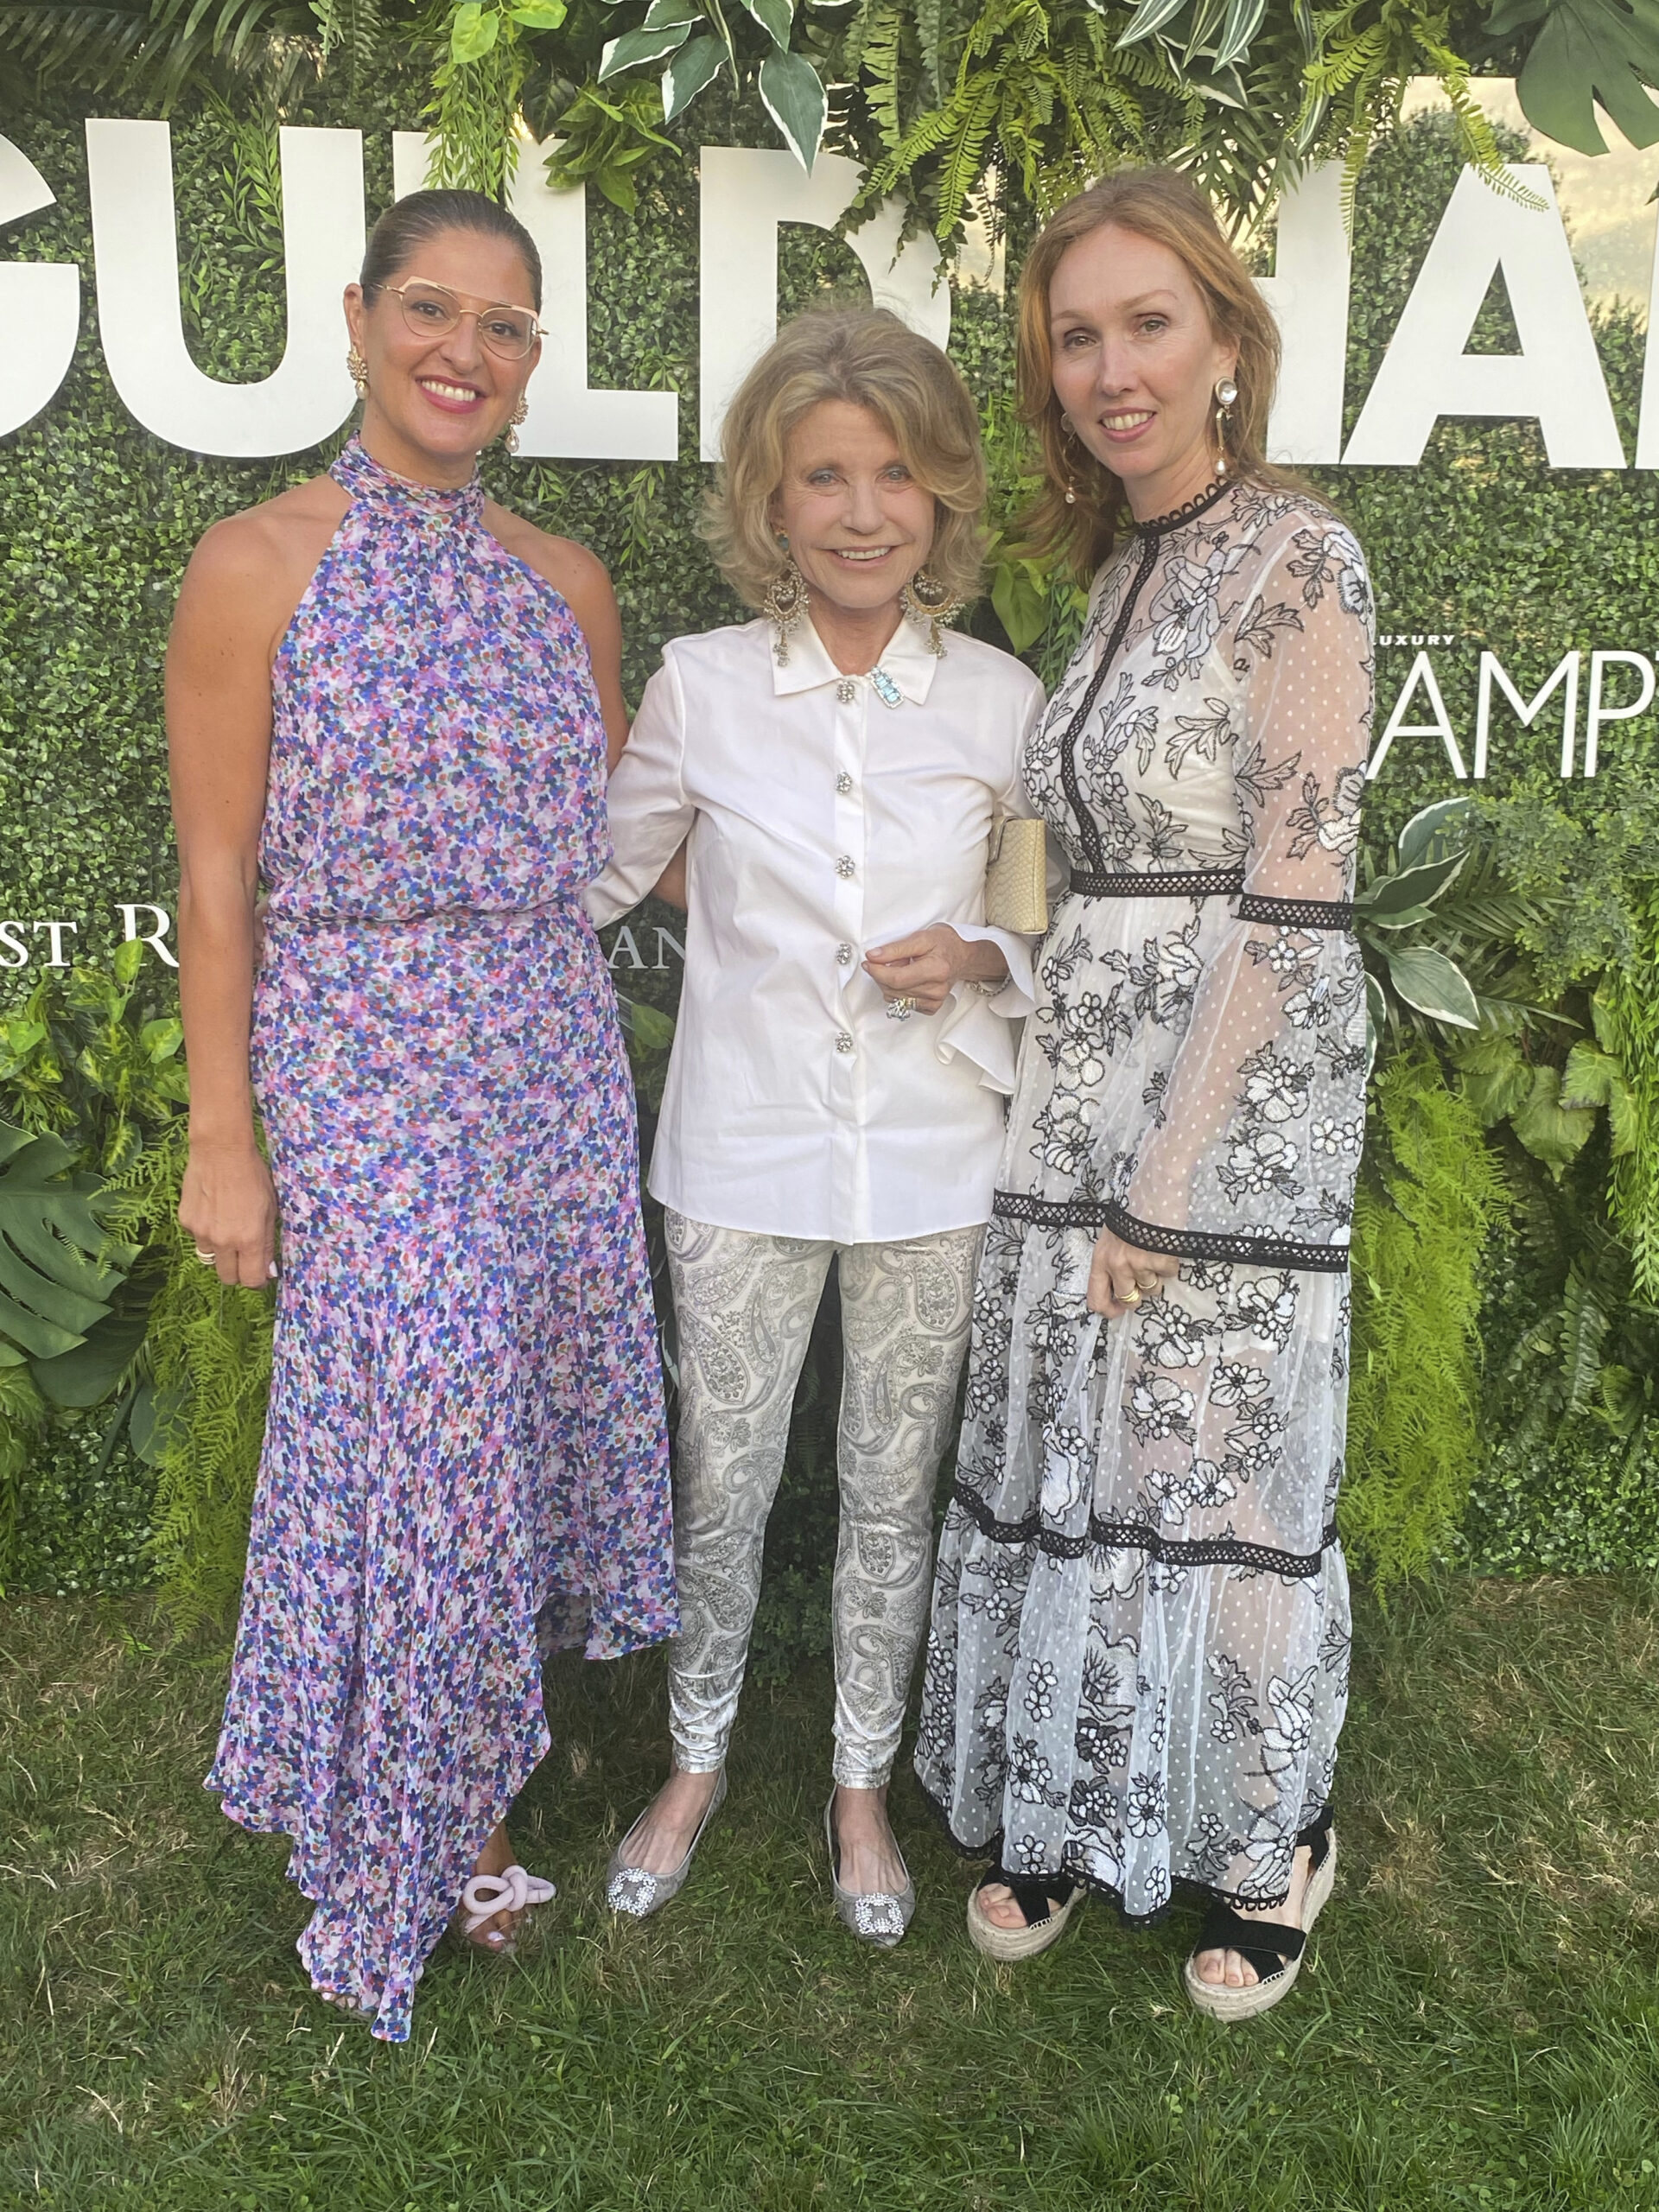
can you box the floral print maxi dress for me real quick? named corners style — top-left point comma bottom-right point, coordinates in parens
top-left (207, 438), bottom-right (677, 2041)
top-left (915, 480), bottom-right (1374, 1922)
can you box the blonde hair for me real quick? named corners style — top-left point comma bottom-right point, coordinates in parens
top-left (1016, 168), bottom-right (1306, 582)
top-left (703, 303), bottom-right (988, 610)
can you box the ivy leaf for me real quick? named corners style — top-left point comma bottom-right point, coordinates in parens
top-left (759, 48), bottom-right (827, 169)
top-left (1509, 1065), bottom-right (1599, 1178)
top-left (600, 20), bottom-right (695, 78)
top-left (734, 0), bottom-right (793, 46)
top-left (449, 2), bottom-right (500, 64)
top-left (1488, 0), bottom-right (1659, 155)
top-left (1382, 945), bottom-right (1480, 1030)
top-left (508, 0), bottom-right (569, 23)
top-left (1451, 1032), bottom-right (1532, 1128)
top-left (663, 34), bottom-right (728, 118)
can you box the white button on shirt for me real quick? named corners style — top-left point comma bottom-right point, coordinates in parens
top-left (586, 613), bottom-right (1047, 1244)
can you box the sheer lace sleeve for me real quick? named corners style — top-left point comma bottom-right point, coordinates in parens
top-left (1101, 512), bottom-right (1374, 1270)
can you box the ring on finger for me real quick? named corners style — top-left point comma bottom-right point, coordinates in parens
top-left (1120, 1285), bottom-right (1142, 1306)
top-left (1134, 1272), bottom-right (1161, 1293)
top-left (193, 1245), bottom-right (218, 1264)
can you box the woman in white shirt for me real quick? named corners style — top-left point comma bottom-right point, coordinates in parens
top-left (587, 305), bottom-right (1044, 1945)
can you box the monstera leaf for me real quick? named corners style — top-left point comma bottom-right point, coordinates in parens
top-left (0, 1122), bottom-right (135, 1363)
top-left (1487, 0), bottom-right (1659, 155)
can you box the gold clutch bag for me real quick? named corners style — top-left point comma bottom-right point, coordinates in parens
top-left (984, 816), bottom-right (1049, 935)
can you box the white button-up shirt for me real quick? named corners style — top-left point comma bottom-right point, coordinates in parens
top-left (587, 613), bottom-right (1046, 1243)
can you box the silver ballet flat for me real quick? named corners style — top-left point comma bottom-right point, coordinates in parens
top-left (823, 1793), bottom-right (915, 1948)
top-left (606, 1769), bottom-right (727, 1919)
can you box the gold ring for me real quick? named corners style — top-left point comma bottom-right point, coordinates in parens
top-left (1121, 1286), bottom-right (1142, 1306)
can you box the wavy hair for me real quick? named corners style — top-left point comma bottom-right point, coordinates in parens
top-left (703, 304), bottom-right (988, 610)
top-left (1016, 168), bottom-right (1307, 582)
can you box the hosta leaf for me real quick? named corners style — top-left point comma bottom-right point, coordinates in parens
top-left (734, 0), bottom-right (792, 47)
top-left (643, 0), bottom-right (702, 24)
top-left (600, 21), bottom-right (694, 78)
top-left (1382, 945), bottom-right (1480, 1030)
top-left (1396, 794), bottom-right (1475, 870)
top-left (1494, 0), bottom-right (1659, 154)
top-left (1363, 971), bottom-right (1386, 1079)
top-left (1509, 1065), bottom-right (1599, 1178)
top-left (759, 48), bottom-right (828, 170)
top-left (509, 0), bottom-right (569, 24)
top-left (1356, 849), bottom-right (1467, 916)
top-left (663, 33), bottom-right (728, 118)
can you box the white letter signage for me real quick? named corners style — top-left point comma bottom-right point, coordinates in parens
top-left (1344, 164), bottom-right (1623, 469)
top-left (698, 147), bottom-right (950, 461)
top-left (392, 132), bottom-right (678, 461)
top-left (0, 135), bottom-right (80, 439)
top-left (86, 118), bottom-right (364, 457)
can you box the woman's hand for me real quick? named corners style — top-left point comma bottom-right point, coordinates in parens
top-left (179, 1141), bottom-right (279, 1289)
top-left (1086, 1228), bottom-right (1179, 1319)
top-left (863, 925), bottom-right (1008, 1017)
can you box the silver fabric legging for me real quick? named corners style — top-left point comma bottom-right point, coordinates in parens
top-left (664, 1211), bottom-right (983, 1788)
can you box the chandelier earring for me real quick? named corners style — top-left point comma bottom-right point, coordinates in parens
top-left (899, 566), bottom-right (963, 657)
top-left (763, 543), bottom-right (810, 664)
top-left (1212, 376), bottom-right (1239, 479)
top-left (346, 342), bottom-right (369, 402)
top-left (505, 391), bottom-right (530, 456)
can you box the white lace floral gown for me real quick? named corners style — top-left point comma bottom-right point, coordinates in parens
top-left (915, 480), bottom-right (1374, 1920)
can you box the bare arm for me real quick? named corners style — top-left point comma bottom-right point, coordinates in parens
top-left (166, 517), bottom-right (281, 1288)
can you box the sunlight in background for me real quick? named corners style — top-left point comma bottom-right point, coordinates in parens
top-left (1402, 77), bottom-right (1659, 319)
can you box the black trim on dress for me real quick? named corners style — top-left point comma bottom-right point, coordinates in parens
top-left (988, 1190), bottom-right (1352, 1275)
top-left (1071, 866), bottom-right (1244, 900)
top-left (1131, 477), bottom-right (1233, 537)
top-left (1098, 1198), bottom-right (1351, 1274)
top-left (1237, 891), bottom-right (1356, 931)
top-left (950, 1477), bottom-right (1339, 1577)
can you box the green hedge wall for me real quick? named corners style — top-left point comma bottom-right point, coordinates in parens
top-left (2, 60), bottom-right (1655, 1611)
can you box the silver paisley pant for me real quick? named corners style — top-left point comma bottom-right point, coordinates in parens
top-left (664, 1211), bottom-right (984, 1787)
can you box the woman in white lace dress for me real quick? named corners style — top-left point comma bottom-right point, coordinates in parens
top-left (914, 169), bottom-right (1373, 2019)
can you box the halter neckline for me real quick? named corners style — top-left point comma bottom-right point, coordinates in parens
top-left (331, 435), bottom-right (485, 524)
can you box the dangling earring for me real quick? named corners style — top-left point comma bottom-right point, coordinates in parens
top-left (1059, 411), bottom-right (1079, 505)
top-left (346, 343), bottom-right (369, 401)
top-left (763, 550), bottom-right (810, 664)
top-left (505, 393), bottom-right (530, 456)
top-left (899, 567), bottom-right (963, 657)
top-left (1212, 376), bottom-right (1238, 480)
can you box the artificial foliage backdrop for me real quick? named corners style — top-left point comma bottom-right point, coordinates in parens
top-left (1, 56), bottom-right (1656, 1649)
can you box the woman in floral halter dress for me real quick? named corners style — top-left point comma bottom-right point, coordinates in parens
top-left (914, 170), bottom-right (1373, 2018)
top-left (167, 192), bottom-right (676, 2041)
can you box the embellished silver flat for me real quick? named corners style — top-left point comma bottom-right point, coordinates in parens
top-left (823, 1793), bottom-right (915, 1948)
top-left (606, 1769), bottom-right (728, 1920)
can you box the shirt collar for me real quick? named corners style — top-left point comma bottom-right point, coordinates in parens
top-left (768, 608), bottom-right (944, 705)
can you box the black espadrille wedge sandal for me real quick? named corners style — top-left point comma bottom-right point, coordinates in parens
top-left (1183, 1814), bottom-right (1336, 2022)
top-left (966, 1865), bottom-right (1081, 1962)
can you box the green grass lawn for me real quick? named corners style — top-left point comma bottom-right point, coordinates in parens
top-left (3, 1575), bottom-right (1658, 2212)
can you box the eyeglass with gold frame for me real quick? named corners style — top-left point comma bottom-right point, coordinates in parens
top-left (375, 278), bottom-right (542, 362)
